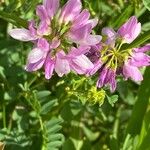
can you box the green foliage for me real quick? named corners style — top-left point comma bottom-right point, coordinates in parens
top-left (143, 0), bottom-right (150, 11)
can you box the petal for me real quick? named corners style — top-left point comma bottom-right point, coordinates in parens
top-left (50, 38), bottom-right (60, 49)
top-left (8, 28), bottom-right (36, 41)
top-left (134, 44), bottom-right (150, 52)
top-left (68, 46), bottom-right (90, 58)
top-left (118, 16), bottom-right (141, 43)
top-left (37, 38), bottom-right (49, 52)
top-left (44, 57), bottom-right (55, 79)
top-left (84, 35), bottom-right (102, 46)
top-left (27, 48), bottom-right (47, 64)
top-left (43, 0), bottom-right (59, 18)
top-left (96, 67), bottom-right (108, 88)
top-left (72, 9), bottom-right (90, 29)
top-left (38, 22), bottom-right (50, 36)
top-left (102, 27), bottom-right (117, 45)
top-left (59, 0), bottom-right (82, 23)
top-left (130, 52), bottom-right (150, 67)
top-left (87, 18), bottom-right (98, 28)
top-left (123, 62), bottom-right (143, 81)
top-left (108, 70), bottom-right (117, 92)
top-left (28, 20), bottom-right (37, 37)
top-left (68, 24), bottom-right (92, 44)
top-left (71, 54), bottom-right (94, 74)
top-left (36, 5), bottom-right (49, 23)
top-left (25, 59), bottom-right (45, 72)
top-left (87, 60), bottom-right (102, 76)
top-left (55, 52), bottom-right (70, 77)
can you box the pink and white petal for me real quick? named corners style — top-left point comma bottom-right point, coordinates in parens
top-left (83, 35), bottom-right (102, 46)
top-left (87, 18), bottom-right (98, 28)
top-left (28, 20), bottom-right (37, 37)
top-left (8, 29), bottom-right (36, 41)
top-left (25, 59), bottom-right (45, 72)
top-left (44, 57), bottom-right (55, 79)
top-left (87, 60), bottom-right (102, 76)
top-left (36, 5), bottom-right (49, 23)
top-left (37, 38), bottom-right (49, 52)
top-left (43, 0), bottom-right (59, 18)
top-left (50, 38), bottom-right (61, 49)
top-left (123, 62), bottom-right (143, 81)
top-left (68, 46), bottom-right (90, 58)
top-left (59, 0), bottom-right (82, 23)
top-left (96, 67), bottom-right (108, 88)
top-left (27, 48), bottom-right (46, 64)
top-left (108, 70), bottom-right (117, 92)
top-left (72, 9), bottom-right (90, 29)
top-left (130, 52), bottom-right (150, 67)
top-left (118, 16), bottom-right (141, 43)
top-left (134, 44), bottom-right (150, 52)
top-left (68, 24), bottom-right (92, 44)
top-left (37, 21), bottom-right (50, 36)
top-left (70, 62), bottom-right (85, 74)
top-left (102, 27), bottom-right (117, 45)
top-left (72, 55), bottom-right (94, 71)
top-left (55, 53), bottom-right (70, 77)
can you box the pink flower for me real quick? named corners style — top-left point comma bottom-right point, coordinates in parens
top-left (44, 46), bottom-right (94, 79)
top-left (87, 16), bottom-right (150, 92)
top-left (8, 0), bottom-right (101, 79)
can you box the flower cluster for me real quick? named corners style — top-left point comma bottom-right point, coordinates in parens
top-left (9, 0), bottom-right (150, 92)
top-left (87, 16), bottom-right (150, 92)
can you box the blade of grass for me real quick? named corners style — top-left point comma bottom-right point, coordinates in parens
top-left (0, 11), bottom-right (28, 28)
top-left (126, 67), bottom-right (150, 136)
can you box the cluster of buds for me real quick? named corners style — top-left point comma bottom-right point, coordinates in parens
top-left (9, 0), bottom-right (150, 92)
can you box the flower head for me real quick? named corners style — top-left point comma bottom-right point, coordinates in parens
top-left (9, 0), bottom-right (101, 79)
top-left (87, 16), bottom-right (150, 92)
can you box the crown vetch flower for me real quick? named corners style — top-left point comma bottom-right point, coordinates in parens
top-left (87, 16), bottom-right (150, 92)
top-left (8, 0), bottom-right (101, 79)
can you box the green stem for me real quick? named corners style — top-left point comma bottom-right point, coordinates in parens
top-left (39, 116), bottom-right (47, 150)
top-left (122, 134), bottom-right (131, 150)
top-left (113, 106), bottom-right (122, 139)
top-left (2, 104), bottom-right (6, 129)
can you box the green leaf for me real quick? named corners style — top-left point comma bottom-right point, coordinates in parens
top-left (62, 139), bottom-right (75, 150)
top-left (37, 90), bottom-right (51, 99)
top-left (121, 30), bottom-right (150, 50)
top-left (126, 67), bottom-right (150, 136)
top-left (40, 99), bottom-right (57, 115)
top-left (112, 5), bottom-right (134, 28)
top-left (107, 95), bottom-right (119, 107)
top-left (0, 11), bottom-right (28, 28)
top-left (143, 0), bottom-right (150, 11)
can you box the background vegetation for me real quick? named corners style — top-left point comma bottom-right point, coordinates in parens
top-left (0, 0), bottom-right (150, 150)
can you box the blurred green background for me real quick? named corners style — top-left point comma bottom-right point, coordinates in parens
top-left (0, 0), bottom-right (150, 150)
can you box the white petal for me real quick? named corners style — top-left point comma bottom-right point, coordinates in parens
top-left (8, 29), bottom-right (36, 41)
top-left (28, 48), bottom-right (46, 64)
top-left (73, 55), bottom-right (94, 69)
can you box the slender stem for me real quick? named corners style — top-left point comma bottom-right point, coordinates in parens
top-left (122, 134), bottom-right (131, 150)
top-left (28, 75), bottom-right (38, 87)
top-left (113, 106), bottom-right (122, 139)
top-left (2, 104), bottom-right (6, 129)
top-left (39, 116), bottom-right (47, 150)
